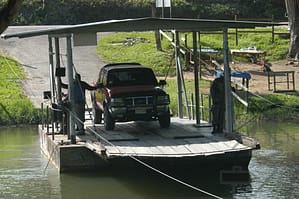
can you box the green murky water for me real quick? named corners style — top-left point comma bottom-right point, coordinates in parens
top-left (0, 122), bottom-right (298, 199)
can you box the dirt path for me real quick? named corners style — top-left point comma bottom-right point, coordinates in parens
top-left (0, 26), bottom-right (107, 107)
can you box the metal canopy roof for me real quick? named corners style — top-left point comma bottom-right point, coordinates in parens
top-left (1, 17), bottom-right (285, 39)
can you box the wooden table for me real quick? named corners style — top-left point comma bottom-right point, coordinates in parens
top-left (231, 49), bottom-right (266, 64)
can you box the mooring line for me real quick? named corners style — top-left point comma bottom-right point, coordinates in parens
top-left (43, 144), bottom-right (59, 175)
top-left (87, 125), bottom-right (223, 199)
top-left (70, 117), bottom-right (222, 198)
top-left (58, 107), bottom-right (223, 198)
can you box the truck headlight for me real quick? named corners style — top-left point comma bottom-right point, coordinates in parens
top-left (156, 95), bottom-right (170, 105)
top-left (110, 98), bottom-right (125, 107)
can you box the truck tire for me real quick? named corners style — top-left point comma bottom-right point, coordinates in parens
top-left (104, 106), bottom-right (115, 130)
top-left (90, 90), bottom-right (102, 124)
top-left (93, 107), bottom-right (102, 124)
top-left (158, 110), bottom-right (170, 128)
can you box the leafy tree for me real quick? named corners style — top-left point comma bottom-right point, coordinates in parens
top-left (0, 0), bottom-right (22, 33)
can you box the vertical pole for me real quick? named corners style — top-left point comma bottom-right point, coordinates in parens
top-left (52, 110), bottom-right (55, 140)
top-left (191, 93), bottom-right (194, 120)
top-left (198, 32), bottom-right (202, 79)
top-left (55, 38), bottom-right (62, 103)
top-left (208, 94), bottom-right (212, 123)
top-left (287, 72), bottom-right (290, 89)
top-left (46, 105), bottom-right (49, 134)
top-left (48, 36), bottom-right (55, 103)
top-left (169, 0), bottom-right (172, 18)
top-left (66, 35), bottom-right (76, 144)
top-left (175, 31), bottom-right (183, 118)
top-left (54, 37), bottom-right (64, 133)
top-left (41, 102), bottom-right (44, 130)
top-left (162, 0), bottom-right (165, 18)
top-left (292, 72), bottom-right (295, 90)
top-left (193, 32), bottom-right (200, 125)
top-left (235, 15), bottom-right (238, 46)
top-left (273, 72), bottom-right (276, 92)
top-left (271, 15), bottom-right (275, 44)
top-left (223, 28), bottom-right (234, 133)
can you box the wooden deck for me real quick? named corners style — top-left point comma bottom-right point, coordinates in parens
top-left (40, 117), bottom-right (259, 171)
top-left (84, 118), bottom-right (254, 158)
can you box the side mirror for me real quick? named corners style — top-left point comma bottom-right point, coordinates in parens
top-left (55, 67), bottom-right (66, 77)
top-left (159, 80), bottom-right (167, 86)
top-left (96, 82), bottom-right (104, 89)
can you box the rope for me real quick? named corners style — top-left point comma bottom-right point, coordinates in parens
top-left (64, 107), bottom-right (222, 199)
top-left (43, 144), bottom-right (59, 175)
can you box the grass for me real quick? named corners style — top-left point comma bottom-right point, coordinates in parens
top-left (163, 78), bottom-right (211, 118)
top-left (248, 94), bottom-right (299, 121)
top-left (97, 28), bottom-right (299, 122)
top-left (0, 27), bottom-right (295, 124)
top-left (0, 55), bottom-right (41, 125)
top-left (97, 32), bottom-right (175, 76)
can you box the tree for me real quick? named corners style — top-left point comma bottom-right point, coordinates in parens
top-left (0, 0), bottom-right (22, 34)
top-left (285, 0), bottom-right (299, 62)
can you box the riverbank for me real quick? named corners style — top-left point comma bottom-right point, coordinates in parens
top-left (0, 54), bottom-right (41, 125)
top-left (0, 52), bottom-right (298, 126)
top-left (1, 26), bottom-right (299, 125)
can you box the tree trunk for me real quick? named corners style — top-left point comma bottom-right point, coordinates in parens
top-left (151, 3), bottom-right (162, 51)
top-left (285, 0), bottom-right (299, 61)
top-left (0, 0), bottom-right (22, 34)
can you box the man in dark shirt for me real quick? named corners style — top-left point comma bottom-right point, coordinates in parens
top-left (210, 74), bottom-right (225, 134)
top-left (62, 73), bottom-right (97, 135)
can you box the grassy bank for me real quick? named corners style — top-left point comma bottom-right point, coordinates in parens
top-left (0, 55), bottom-right (41, 125)
top-left (97, 29), bottom-right (299, 122)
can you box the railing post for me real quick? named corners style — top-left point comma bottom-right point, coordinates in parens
top-left (41, 102), bottom-right (44, 130)
top-left (272, 15), bottom-right (275, 43)
top-left (46, 105), bottom-right (49, 134)
top-left (235, 15), bottom-right (238, 46)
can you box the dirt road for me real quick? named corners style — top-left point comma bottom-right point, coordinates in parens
top-left (0, 26), bottom-right (107, 107)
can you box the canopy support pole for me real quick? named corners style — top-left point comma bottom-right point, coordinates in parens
top-left (223, 28), bottom-right (234, 133)
top-left (192, 31), bottom-right (200, 125)
top-left (66, 35), bottom-right (76, 144)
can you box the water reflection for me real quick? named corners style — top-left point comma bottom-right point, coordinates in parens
top-left (0, 126), bottom-right (61, 199)
top-left (241, 122), bottom-right (299, 198)
top-left (0, 122), bottom-right (298, 199)
top-left (59, 168), bottom-right (235, 199)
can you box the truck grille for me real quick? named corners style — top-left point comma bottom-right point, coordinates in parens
top-left (125, 96), bottom-right (153, 106)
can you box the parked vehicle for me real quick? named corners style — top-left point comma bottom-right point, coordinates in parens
top-left (91, 63), bottom-right (171, 130)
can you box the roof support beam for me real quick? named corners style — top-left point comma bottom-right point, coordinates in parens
top-left (66, 35), bottom-right (76, 144)
top-left (192, 31), bottom-right (200, 125)
top-left (175, 31), bottom-right (183, 118)
top-left (48, 36), bottom-right (55, 104)
top-left (223, 28), bottom-right (234, 133)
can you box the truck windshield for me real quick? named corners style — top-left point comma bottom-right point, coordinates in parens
top-left (107, 68), bottom-right (158, 87)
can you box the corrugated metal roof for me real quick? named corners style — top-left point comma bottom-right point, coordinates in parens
top-left (1, 17), bottom-right (286, 39)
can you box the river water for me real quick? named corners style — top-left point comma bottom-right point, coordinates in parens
top-left (0, 122), bottom-right (298, 199)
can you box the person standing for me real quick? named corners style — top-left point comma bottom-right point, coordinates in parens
top-left (62, 73), bottom-right (97, 135)
top-left (210, 73), bottom-right (225, 134)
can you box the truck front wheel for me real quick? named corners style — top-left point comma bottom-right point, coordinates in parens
top-left (104, 106), bottom-right (115, 130)
top-left (158, 110), bottom-right (170, 128)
